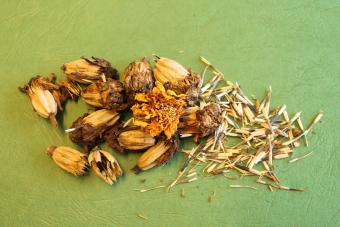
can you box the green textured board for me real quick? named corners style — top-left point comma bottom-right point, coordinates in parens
top-left (0, 1), bottom-right (339, 226)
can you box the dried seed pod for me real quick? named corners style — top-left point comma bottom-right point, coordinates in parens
top-left (179, 103), bottom-right (222, 140)
top-left (132, 134), bottom-right (179, 173)
top-left (59, 79), bottom-right (81, 103)
top-left (104, 125), bottom-right (156, 153)
top-left (68, 109), bottom-right (120, 151)
top-left (153, 56), bottom-right (189, 84)
top-left (122, 57), bottom-right (154, 102)
top-left (88, 147), bottom-right (123, 185)
top-left (82, 78), bottom-right (128, 111)
top-left (164, 70), bottom-right (201, 106)
top-left (47, 146), bottom-right (89, 176)
top-left (61, 57), bottom-right (118, 84)
top-left (19, 75), bottom-right (61, 127)
top-left (131, 82), bottom-right (186, 139)
top-left (196, 103), bottom-right (222, 137)
top-left (117, 127), bottom-right (156, 151)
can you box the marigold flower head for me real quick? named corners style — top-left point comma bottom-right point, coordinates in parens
top-left (131, 81), bottom-right (186, 139)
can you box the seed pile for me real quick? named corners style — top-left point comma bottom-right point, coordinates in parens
top-left (19, 55), bottom-right (323, 189)
top-left (168, 57), bottom-right (323, 192)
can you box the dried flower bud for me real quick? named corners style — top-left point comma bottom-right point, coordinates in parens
top-left (59, 79), bottom-right (81, 103)
top-left (19, 75), bottom-right (61, 127)
top-left (68, 109), bottom-right (120, 151)
top-left (133, 134), bottom-right (179, 173)
top-left (164, 70), bottom-right (201, 106)
top-left (61, 57), bottom-right (118, 84)
top-left (88, 147), bottom-right (123, 185)
top-left (153, 57), bottom-right (189, 84)
top-left (196, 103), bottom-right (222, 137)
top-left (82, 78), bottom-right (128, 111)
top-left (122, 58), bottom-right (154, 102)
top-left (117, 127), bottom-right (156, 151)
top-left (179, 103), bottom-right (222, 141)
top-left (47, 146), bottom-right (89, 176)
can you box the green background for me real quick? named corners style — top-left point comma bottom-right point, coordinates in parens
top-left (0, 0), bottom-right (339, 226)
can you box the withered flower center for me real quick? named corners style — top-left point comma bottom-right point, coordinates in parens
top-left (131, 82), bottom-right (186, 139)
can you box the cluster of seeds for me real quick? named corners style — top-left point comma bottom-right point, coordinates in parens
top-left (168, 57), bottom-right (323, 192)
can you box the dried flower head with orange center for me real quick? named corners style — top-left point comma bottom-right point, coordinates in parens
top-left (131, 81), bottom-right (186, 139)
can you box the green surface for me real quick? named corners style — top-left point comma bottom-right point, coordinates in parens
top-left (0, 0), bottom-right (339, 226)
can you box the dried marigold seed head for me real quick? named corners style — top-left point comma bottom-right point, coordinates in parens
top-left (68, 109), bottom-right (120, 151)
top-left (122, 57), bottom-right (154, 102)
top-left (131, 81), bottom-right (186, 139)
top-left (196, 102), bottom-right (222, 137)
top-left (164, 71), bottom-right (201, 106)
top-left (153, 57), bottom-right (189, 84)
top-left (88, 147), bottom-right (123, 185)
top-left (178, 103), bottom-right (222, 140)
top-left (19, 75), bottom-right (61, 127)
top-left (47, 146), bottom-right (89, 176)
top-left (82, 78), bottom-right (127, 111)
top-left (133, 134), bottom-right (179, 173)
top-left (117, 128), bottom-right (156, 151)
top-left (61, 57), bottom-right (118, 84)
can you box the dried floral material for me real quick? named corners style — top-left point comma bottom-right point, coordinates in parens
top-left (122, 58), bottom-right (154, 102)
top-left (68, 109), bottom-right (120, 151)
top-left (282, 112), bottom-right (323, 146)
top-left (134, 185), bottom-right (165, 192)
top-left (164, 71), bottom-right (201, 106)
top-left (105, 125), bottom-right (156, 153)
top-left (153, 56), bottom-right (189, 84)
top-left (82, 78), bottom-right (128, 111)
top-left (208, 190), bottom-right (216, 203)
top-left (59, 79), bottom-right (81, 103)
top-left (180, 188), bottom-right (185, 197)
top-left (196, 103), bottom-right (222, 137)
top-left (47, 146), bottom-right (89, 176)
top-left (179, 103), bottom-right (222, 141)
top-left (61, 57), bottom-right (118, 84)
top-left (133, 134), bottom-right (180, 173)
top-left (131, 82), bottom-right (186, 138)
top-left (229, 185), bottom-right (257, 190)
top-left (88, 147), bottom-right (123, 185)
top-left (169, 56), bottom-right (323, 192)
top-left (137, 214), bottom-right (148, 220)
top-left (289, 151), bottom-right (313, 163)
top-left (19, 75), bottom-right (60, 127)
top-left (117, 127), bottom-right (156, 151)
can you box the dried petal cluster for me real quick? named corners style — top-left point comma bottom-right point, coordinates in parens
top-left (62, 57), bottom-right (118, 84)
top-left (47, 146), bottom-right (89, 176)
top-left (88, 147), bottom-right (123, 185)
top-left (131, 82), bottom-right (186, 139)
top-left (82, 78), bottom-right (127, 111)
